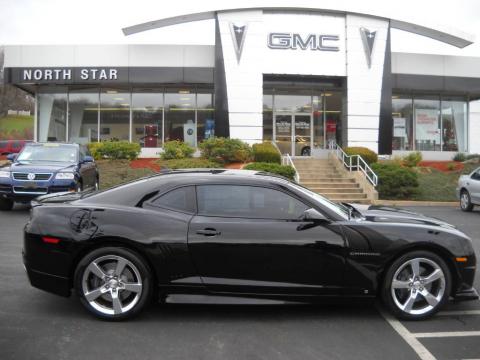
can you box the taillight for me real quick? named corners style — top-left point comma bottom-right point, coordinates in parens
top-left (42, 236), bottom-right (60, 244)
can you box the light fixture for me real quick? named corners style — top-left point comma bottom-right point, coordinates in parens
top-left (120, 103), bottom-right (130, 107)
top-left (113, 97), bottom-right (124, 101)
top-left (324, 93), bottom-right (332, 97)
top-left (106, 90), bottom-right (118, 94)
top-left (178, 90), bottom-right (190, 94)
top-left (180, 97), bottom-right (191, 101)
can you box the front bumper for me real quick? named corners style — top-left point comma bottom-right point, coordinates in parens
top-left (0, 179), bottom-right (76, 203)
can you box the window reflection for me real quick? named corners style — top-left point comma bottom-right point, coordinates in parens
top-left (68, 89), bottom-right (99, 144)
top-left (164, 90), bottom-right (196, 147)
top-left (442, 99), bottom-right (467, 152)
top-left (197, 91), bottom-right (215, 143)
top-left (37, 92), bottom-right (67, 142)
top-left (132, 90), bottom-right (163, 148)
top-left (414, 97), bottom-right (441, 151)
top-left (392, 96), bottom-right (413, 151)
top-left (100, 89), bottom-right (130, 141)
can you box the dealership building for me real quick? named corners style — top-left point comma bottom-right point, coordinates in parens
top-left (3, 7), bottom-right (480, 158)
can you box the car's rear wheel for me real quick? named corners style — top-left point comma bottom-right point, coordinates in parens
top-left (382, 251), bottom-right (451, 320)
top-left (460, 190), bottom-right (474, 212)
top-left (0, 197), bottom-right (14, 211)
top-left (74, 247), bottom-right (153, 320)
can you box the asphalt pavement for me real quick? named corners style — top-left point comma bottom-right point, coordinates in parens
top-left (0, 205), bottom-right (479, 360)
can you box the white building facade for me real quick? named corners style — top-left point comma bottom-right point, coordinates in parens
top-left (3, 8), bottom-right (479, 159)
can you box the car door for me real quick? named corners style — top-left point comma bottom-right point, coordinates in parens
top-left (188, 184), bottom-right (347, 296)
top-left (469, 168), bottom-right (480, 203)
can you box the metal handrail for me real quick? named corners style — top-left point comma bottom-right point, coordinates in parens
top-left (283, 153), bottom-right (300, 183)
top-left (332, 143), bottom-right (378, 187)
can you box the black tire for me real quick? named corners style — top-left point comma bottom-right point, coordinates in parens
top-left (460, 190), bottom-right (474, 212)
top-left (0, 197), bottom-right (14, 211)
top-left (381, 250), bottom-right (451, 320)
top-left (74, 247), bottom-right (153, 321)
top-left (75, 181), bottom-right (83, 193)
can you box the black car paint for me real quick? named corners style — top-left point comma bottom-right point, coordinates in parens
top-left (23, 171), bottom-right (477, 302)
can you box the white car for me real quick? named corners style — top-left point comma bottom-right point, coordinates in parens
top-left (457, 166), bottom-right (480, 211)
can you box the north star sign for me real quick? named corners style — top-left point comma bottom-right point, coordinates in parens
top-left (267, 33), bottom-right (340, 51)
top-left (23, 68), bottom-right (119, 81)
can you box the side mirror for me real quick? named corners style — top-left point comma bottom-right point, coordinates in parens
top-left (83, 155), bottom-right (94, 163)
top-left (6, 153), bottom-right (17, 162)
top-left (303, 208), bottom-right (330, 223)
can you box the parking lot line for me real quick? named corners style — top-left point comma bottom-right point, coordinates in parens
top-left (437, 310), bottom-right (480, 316)
top-left (413, 331), bottom-right (480, 338)
top-left (377, 307), bottom-right (436, 360)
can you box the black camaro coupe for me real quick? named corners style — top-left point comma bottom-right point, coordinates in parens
top-left (23, 170), bottom-right (478, 320)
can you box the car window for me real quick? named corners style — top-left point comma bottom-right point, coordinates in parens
top-left (147, 186), bottom-right (196, 213)
top-left (472, 170), bottom-right (480, 181)
top-left (196, 185), bottom-right (309, 220)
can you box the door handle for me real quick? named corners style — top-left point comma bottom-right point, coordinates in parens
top-left (196, 228), bottom-right (221, 237)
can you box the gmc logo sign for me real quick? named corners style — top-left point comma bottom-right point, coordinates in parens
top-left (267, 33), bottom-right (340, 52)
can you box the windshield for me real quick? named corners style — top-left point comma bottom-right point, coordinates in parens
top-left (17, 144), bottom-right (78, 163)
top-left (288, 182), bottom-right (350, 219)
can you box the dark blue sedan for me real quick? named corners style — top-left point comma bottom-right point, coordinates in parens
top-left (0, 142), bottom-right (98, 210)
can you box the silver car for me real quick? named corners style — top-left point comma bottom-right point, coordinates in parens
top-left (457, 166), bottom-right (480, 211)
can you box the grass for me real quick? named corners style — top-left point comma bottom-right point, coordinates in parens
top-left (410, 163), bottom-right (478, 201)
top-left (96, 160), bottom-right (156, 190)
top-left (0, 115), bottom-right (34, 132)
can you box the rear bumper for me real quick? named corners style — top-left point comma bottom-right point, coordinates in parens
top-left (22, 249), bottom-right (71, 297)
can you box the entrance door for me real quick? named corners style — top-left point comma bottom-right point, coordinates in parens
top-left (274, 114), bottom-right (312, 156)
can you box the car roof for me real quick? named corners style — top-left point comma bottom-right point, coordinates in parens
top-left (77, 169), bottom-right (292, 207)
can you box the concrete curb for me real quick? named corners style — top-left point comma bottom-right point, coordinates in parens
top-left (373, 200), bottom-right (458, 207)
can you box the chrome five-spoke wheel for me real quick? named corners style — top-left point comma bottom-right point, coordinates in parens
top-left (382, 251), bottom-right (451, 320)
top-left (75, 247), bottom-right (152, 320)
top-left (82, 255), bottom-right (143, 315)
top-left (391, 258), bottom-right (445, 315)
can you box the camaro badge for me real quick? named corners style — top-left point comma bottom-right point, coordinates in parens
top-left (359, 27), bottom-right (376, 68)
top-left (230, 22), bottom-right (248, 63)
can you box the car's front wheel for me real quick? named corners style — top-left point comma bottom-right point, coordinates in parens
top-left (382, 251), bottom-right (451, 320)
top-left (74, 247), bottom-right (153, 320)
top-left (460, 190), bottom-right (474, 212)
top-left (0, 197), bottom-right (14, 211)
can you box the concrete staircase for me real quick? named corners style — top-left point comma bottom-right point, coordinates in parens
top-left (293, 158), bottom-right (371, 204)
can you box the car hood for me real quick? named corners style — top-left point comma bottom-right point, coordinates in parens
top-left (6, 161), bottom-right (76, 173)
top-left (349, 204), bottom-right (456, 229)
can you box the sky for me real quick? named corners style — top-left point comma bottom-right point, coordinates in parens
top-left (1, 0), bottom-right (480, 56)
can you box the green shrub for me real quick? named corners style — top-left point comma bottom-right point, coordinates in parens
top-left (159, 158), bottom-right (222, 169)
top-left (199, 137), bottom-right (252, 163)
top-left (371, 163), bottom-right (419, 199)
top-left (402, 151), bottom-right (422, 167)
top-left (87, 142), bottom-right (103, 160)
top-left (453, 153), bottom-right (466, 162)
top-left (87, 141), bottom-right (141, 160)
top-left (243, 162), bottom-right (296, 181)
top-left (344, 147), bottom-right (378, 165)
top-left (466, 153), bottom-right (480, 161)
top-left (161, 140), bottom-right (194, 160)
top-left (252, 142), bottom-right (281, 164)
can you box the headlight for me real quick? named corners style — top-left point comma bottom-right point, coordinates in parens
top-left (0, 171), bottom-right (10, 178)
top-left (55, 172), bottom-right (75, 180)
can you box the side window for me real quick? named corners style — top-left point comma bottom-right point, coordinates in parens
top-left (147, 186), bottom-right (196, 213)
top-left (472, 170), bottom-right (480, 181)
top-left (196, 185), bottom-right (309, 220)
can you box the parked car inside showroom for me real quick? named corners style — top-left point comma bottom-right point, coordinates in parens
top-left (458, 167), bottom-right (480, 211)
top-left (0, 142), bottom-right (99, 210)
top-left (23, 169), bottom-right (477, 321)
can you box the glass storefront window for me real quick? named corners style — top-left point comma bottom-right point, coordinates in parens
top-left (197, 91), bottom-right (215, 144)
top-left (164, 89), bottom-right (196, 147)
top-left (100, 89), bottom-right (130, 141)
top-left (441, 98), bottom-right (467, 152)
top-left (37, 91), bottom-right (67, 142)
top-left (392, 96), bottom-right (413, 151)
top-left (68, 89), bottom-right (99, 143)
top-left (263, 93), bottom-right (273, 141)
top-left (312, 94), bottom-right (324, 149)
top-left (132, 90), bottom-right (163, 148)
top-left (274, 94), bottom-right (312, 113)
top-left (325, 92), bottom-right (342, 148)
top-left (414, 97), bottom-right (441, 151)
